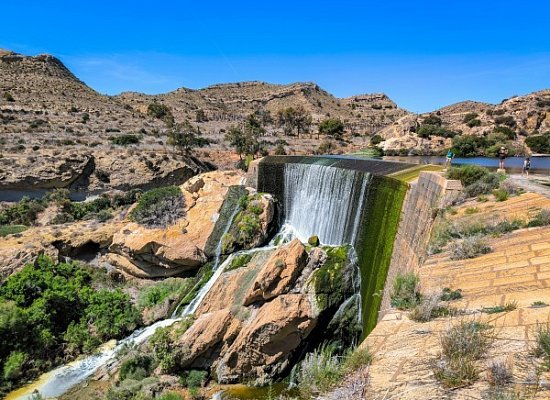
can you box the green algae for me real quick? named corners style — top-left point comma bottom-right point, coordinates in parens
top-left (355, 175), bottom-right (408, 336)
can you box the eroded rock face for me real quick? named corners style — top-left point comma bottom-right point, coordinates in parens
top-left (107, 170), bottom-right (246, 278)
top-left (173, 308), bottom-right (242, 370)
top-left (243, 239), bottom-right (307, 305)
top-left (214, 294), bottom-right (317, 385)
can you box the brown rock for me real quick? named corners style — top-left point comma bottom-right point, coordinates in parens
top-left (243, 239), bottom-right (307, 306)
top-left (174, 308), bottom-right (241, 369)
top-left (214, 294), bottom-right (317, 384)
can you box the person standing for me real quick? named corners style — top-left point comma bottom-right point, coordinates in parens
top-left (445, 149), bottom-right (455, 168)
top-left (498, 146), bottom-right (508, 170)
top-left (522, 156), bottom-right (531, 177)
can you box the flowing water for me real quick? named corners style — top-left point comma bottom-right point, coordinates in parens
top-left (9, 161), bottom-right (374, 399)
top-left (8, 203), bottom-right (243, 400)
top-left (281, 163), bottom-right (370, 245)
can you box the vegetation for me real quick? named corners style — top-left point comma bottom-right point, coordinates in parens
top-left (3, 92), bottom-right (14, 102)
top-left (129, 186), bottom-right (185, 228)
top-left (137, 279), bottom-right (192, 310)
top-left (535, 322), bottom-right (550, 370)
top-left (111, 135), bottom-right (140, 146)
top-left (168, 120), bottom-right (210, 155)
top-left (482, 301), bottom-right (517, 314)
top-left (221, 194), bottom-right (265, 253)
top-left (0, 256), bottom-right (140, 393)
top-left (276, 106), bottom-right (312, 137)
top-left (390, 272), bottom-right (421, 310)
top-left (527, 209), bottom-right (550, 227)
top-left (318, 118), bottom-right (345, 139)
top-left (295, 344), bottom-right (372, 398)
top-left (417, 124), bottom-right (457, 139)
top-left (147, 102), bottom-right (174, 126)
top-left (317, 139), bottom-right (336, 154)
top-left (449, 235), bottom-right (492, 260)
top-left (409, 294), bottom-right (457, 323)
top-left (432, 321), bottom-right (493, 388)
top-left (225, 113), bottom-right (265, 161)
top-left (0, 225), bottom-right (27, 237)
top-left (119, 353), bottom-right (154, 381)
top-left (446, 165), bottom-right (504, 197)
top-left (525, 132), bottom-right (550, 154)
top-left (225, 253), bottom-right (252, 272)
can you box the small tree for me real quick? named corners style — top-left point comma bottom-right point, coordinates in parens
top-left (318, 118), bottom-right (345, 139)
top-left (225, 113), bottom-right (264, 159)
top-left (276, 106), bottom-right (312, 138)
top-left (148, 102), bottom-right (174, 127)
top-left (168, 120), bottom-right (209, 155)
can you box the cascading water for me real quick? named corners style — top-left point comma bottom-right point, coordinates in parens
top-left (9, 204), bottom-right (243, 400)
top-left (281, 163), bottom-right (370, 245)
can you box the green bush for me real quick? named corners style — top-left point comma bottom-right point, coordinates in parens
top-left (535, 322), bottom-right (550, 370)
top-left (463, 113), bottom-right (478, 123)
top-left (493, 125), bottom-right (517, 140)
top-left (493, 188), bottom-right (509, 202)
top-left (525, 133), bottom-right (550, 154)
top-left (129, 186), bottom-right (185, 228)
top-left (370, 134), bottom-right (384, 145)
top-left (423, 115), bottom-right (443, 126)
top-left (466, 119), bottom-right (482, 128)
top-left (2, 351), bottom-right (27, 380)
top-left (417, 124), bottom-right (457, 139)
top-left (390, 272), bottom-right (421, 310)
top-left (138, 279), bottom-right (191, 309)
top-left (0, 225), bottom-right (28, 237)
top-left (449, 236), bottom-right (491, 260)
top-left (111, 135), bottom-right (140, 146)
top-left (494, 116), bottom-right (516, 128)
top-left (527, 209), bottom-right (550, 227)
top-left (318, 118), bottom-right (345, 139)
top-left (0, 256), bottom-right (140, 389)
top-left (446, 165), bottom-right (490, 187)
top-left (119, 354), bottom-right (154, 381)
top-left (451, 135), bottom-right (488, 156)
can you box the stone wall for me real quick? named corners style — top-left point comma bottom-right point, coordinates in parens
top-left (378, 172), bottom-right (462, 320)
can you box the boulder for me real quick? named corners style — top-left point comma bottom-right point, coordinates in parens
top-left (174, 308), bottom-right (241, 370)
top-left (214, 294), bottom-right (317, 384)
top-left (243, 239), bottom-right (307, 306)
top-left (108, 170), bottom-right (245, 278)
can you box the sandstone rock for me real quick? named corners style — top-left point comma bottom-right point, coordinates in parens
top-left (243, 239), bottom-right (307, 306)
top-left (107, 170), bottom-right (245, 278)
top-left (214, 294), bottom-right (317, 384)
top-left (174, 308), bottom-right (241, 370)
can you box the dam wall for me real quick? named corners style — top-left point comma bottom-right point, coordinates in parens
top-left (378, 172), bottom-right (462, 320)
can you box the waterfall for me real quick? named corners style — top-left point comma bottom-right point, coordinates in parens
top-left (281, 163), bottom-right (370, 246)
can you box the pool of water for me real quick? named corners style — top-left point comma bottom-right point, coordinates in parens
top-left (383, 156), bottom-right (550, 175)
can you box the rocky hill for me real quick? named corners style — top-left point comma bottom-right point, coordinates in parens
top-left (379, 90), bottom-right (550, 155)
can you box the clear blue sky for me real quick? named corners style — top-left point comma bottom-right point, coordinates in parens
top-left (1, 0), bottom-right (549, 112)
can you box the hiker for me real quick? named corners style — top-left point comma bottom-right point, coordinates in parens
top-left (445, 149), bottom-right (455, 167)
top-left (522, 156), bottom-right (531, 177)
top-left (498, 146), bottom-right (508, 170)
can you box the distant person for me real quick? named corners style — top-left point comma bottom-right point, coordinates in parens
top-left (522, 156), bottom-right (531, 177)
top-left (445, 149), bottom-right (455, 167)
top-left (498, 146), bottom-right (508, 170)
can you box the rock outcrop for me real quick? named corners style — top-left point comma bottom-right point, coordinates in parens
top-left (243, 239), bottom-right (307, 305)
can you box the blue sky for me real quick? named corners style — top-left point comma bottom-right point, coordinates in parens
top-left (1, 0), bottom-right (549, 112)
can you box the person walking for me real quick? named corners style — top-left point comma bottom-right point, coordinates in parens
top-left (522, 156), bottom-right (531, 177)
top-left (445, 149), bottom-right (455, 168)
top-left (498, 146), bottom-right (508, 170)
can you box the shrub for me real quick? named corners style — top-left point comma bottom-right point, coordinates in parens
top-left (2, 351), bottom-right (27, 380)
top-left (138, 279), bottom-right (191, 309)
top-left (390, 272), bottom-right (421, 310)
top-left (370, 134), bottom-right (384, 145)
top-left (0, 257), bottom-right (141, 387)
top-left (274, 143), bottom-right (286, 155)
top-left (129, 186), bottom-right (185, 228)
top-left (493, 188), bottom-right (509, 202)
top-left (451, 135), bottom-right (488, 156)
top-left (482, 301), bottom-right (517, 314)
top-left (409, 293), bottom-right (456, 322)
top-left (449, 235), bottom-right (492, 260)
top-left (226, 253), bottom-right (252, 272)
top-left (111, 135), bottom-right (140, 146)
top-left (525, 133), bottom-right (550, 154)
top-left (3, 92), bottom-right (14, 102)
top-left (447, 165), bottom-right (490, 187)
top-left (534, 322), bottom-right (550, 369)
top-left (493, 125), bottom-right (516, 140)
top-left (440, 288), bottom-right (463, 301)
top-left (467, 118), bottom-right (482, 128)
top-left (463, 113), bottom-right (479, 124)
top-left (296, 344), bottom-right (344, 397)
top-left (185, 369), bottom-right (208, 388)
top-left (423, 115), bottom-right (442, 126)
top-left (527, 209), bottom-right (550, 227)
top-left (487, 359), bottom-right (513, 387)
top-left (417, 124), bottom-right (457, 139)
top-left (318, 118), bottom-right (345, 139)
top-left (119, 354), bottom-right (154, 381)
top-left (317, 140), bottom-right (336, 154)
top-left (494, 116), bottom-right (516, 128)
top-left (0, 225), bottom-right (28, 237)
top-left (433, 321), bottom-right (493, 388)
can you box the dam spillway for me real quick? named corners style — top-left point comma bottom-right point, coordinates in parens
top-left (256, 155), bottom-right (412, 335)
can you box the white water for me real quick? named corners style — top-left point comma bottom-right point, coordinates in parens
top-left (282, 163), bottom-right (370, 245)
